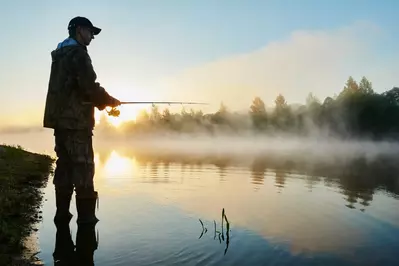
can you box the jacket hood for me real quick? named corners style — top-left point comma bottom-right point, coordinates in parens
top-left (51, 38), bottom-right (83, 62)
top-left (56, 37), bottom-right (78, 49)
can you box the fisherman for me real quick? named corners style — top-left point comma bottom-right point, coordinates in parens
top-left (43, 16), bottom-right (120, 224)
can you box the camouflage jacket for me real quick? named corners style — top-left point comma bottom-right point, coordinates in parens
top-left (43, 38), bottom-right (116, 130)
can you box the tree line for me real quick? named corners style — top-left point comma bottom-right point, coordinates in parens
top-left (98, 76), bottom-right (399, 140)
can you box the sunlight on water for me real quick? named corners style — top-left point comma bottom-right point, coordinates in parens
top-left (102, 150), bottom-right (137, 179)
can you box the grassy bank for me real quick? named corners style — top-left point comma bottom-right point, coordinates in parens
top-left (0, 144), bottom-right (54, 265)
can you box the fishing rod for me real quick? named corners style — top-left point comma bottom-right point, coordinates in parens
top-left (120, 101), bottom-right (208, 105)
top-left (103, 101), bottom-right (209, 117)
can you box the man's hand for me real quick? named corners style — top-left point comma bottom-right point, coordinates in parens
top-left (97, 104), bottom-right (106, 111)
top-left (109, 97), bottom-right (121, 107)
top-left (95, 97), bottom-right (120, 111)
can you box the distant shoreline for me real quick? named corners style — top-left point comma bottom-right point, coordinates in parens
top-left (0, 144), bottom-right (54, 265)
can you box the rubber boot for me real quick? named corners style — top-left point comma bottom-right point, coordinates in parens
top-left (75, 223), bottom-right (99, 266)
top-left (54, 189), bottom-right (73, 224)
top-left (76, 190), bottom-right (99, 225)
top-left (53, 221), bottom-right (76, 265)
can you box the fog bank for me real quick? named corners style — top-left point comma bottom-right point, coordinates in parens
top-left (96, 132), bottom-right (399, 165)
top-left (2, 130), bottom-right (399, 166)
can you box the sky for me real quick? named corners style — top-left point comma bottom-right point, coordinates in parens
top-left (0, 0), bottom-right (398, 127)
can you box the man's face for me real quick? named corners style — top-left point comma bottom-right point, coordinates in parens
top-left (77, 26), bottom-right (94, 46)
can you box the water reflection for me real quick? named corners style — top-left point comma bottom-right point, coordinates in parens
top-left (250, 158), bottom-right (266, 187)
top-left (53, 222), bottom-right (99, 265)
top-left (90, 146), bottom-right (399, 258)
top-left (95, 146), bottom-right (399, 208)
top-left (103, 151), bottom-right (136, 178)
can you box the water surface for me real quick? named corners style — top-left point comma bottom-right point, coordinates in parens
top-left (2, 131), bottom-right (399, 265)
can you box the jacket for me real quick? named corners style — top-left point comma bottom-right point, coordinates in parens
top-left (43, 38), bottom-right (115, 130)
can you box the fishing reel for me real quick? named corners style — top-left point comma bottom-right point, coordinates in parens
top-left (106, 107), bottom-right (121, 117)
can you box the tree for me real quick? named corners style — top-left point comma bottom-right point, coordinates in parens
top-left (91, 76), bottom-right (399, 140)
top-left (272, 94), bottom-right (294, 131)
top-left (306, 92), bottom-right (321, 106)
top-left (359, 76), bottom-right (374, 94)
top-left (249, 97), bottom-right (267, 130)
top-left (345, 76), bottom-right (359, 92)
top-left (136, 109), bottom-right (150, 123)
top-left (212, 102), bottom-right (230, 125)
top-left (338, 76), bottom-right (359, 100)
top-left (322, 96), bottom-right (334, 107)
top-left (162, 108), bottom-right (172, 122)
top-left (250, 97), bottom-right (266, 114)
top-left (218, 102), bottom-right (228, 115)
top-left (305, 93), bottom-right (322, 125)
top-left (150, 104), bottom-right (161, 122)
top-left (189, 108), bottom-right (204, 122)
top-left (275, 94), bottom-right (287, 110)
top-left (383, 87), bottom-right (399, 105)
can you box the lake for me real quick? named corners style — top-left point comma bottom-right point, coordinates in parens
top-left (2, 130), bottom-right (399, 265)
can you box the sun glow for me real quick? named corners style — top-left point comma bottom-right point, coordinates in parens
top-left (95, 105), bottom-right (147, 128)
top-left (107, 106), bottom-right (139, 127)
top-left (107, 115), bottom-right (124, 127)
top-left (103, 150), bottom-right (137, 178)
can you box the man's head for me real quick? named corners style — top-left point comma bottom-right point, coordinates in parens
top-left (68, 17), bottom-right (101, 46)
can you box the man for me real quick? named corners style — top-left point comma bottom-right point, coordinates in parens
top-left (43, 16), bottom-right (120, 225)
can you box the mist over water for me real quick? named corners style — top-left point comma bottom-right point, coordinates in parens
top-left (96, 131), bottom-right (399, 164)
top-left (3, 128), bottom-right (399, 164)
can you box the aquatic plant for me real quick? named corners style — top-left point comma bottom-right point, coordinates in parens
top-left (198, 208), bottom-right (231, 255)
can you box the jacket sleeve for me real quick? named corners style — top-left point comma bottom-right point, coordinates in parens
top-left (72, 48), bottom-right (114, 108)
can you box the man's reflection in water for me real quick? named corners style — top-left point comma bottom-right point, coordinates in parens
top-left (53, 221), bottom-right (98, 266)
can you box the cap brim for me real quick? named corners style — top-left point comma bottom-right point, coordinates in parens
top-left (92, 26), bottom-right (101, 35)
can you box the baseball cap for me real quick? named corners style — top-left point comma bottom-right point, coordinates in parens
top-left (68, 16), bottom-right (101, 35)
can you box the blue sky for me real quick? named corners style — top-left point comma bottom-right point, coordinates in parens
top-left (1, 0), bottom-right (398, 127)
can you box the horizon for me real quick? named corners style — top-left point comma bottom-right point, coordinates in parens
top-left (1, 0), bottom-right (398, 128)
